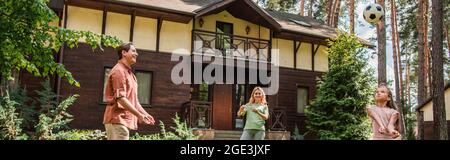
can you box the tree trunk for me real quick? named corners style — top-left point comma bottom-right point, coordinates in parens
top-left (417, 111), bottom-right (424, 140)
top-left (326, 0), bottom-right (334, 25)
top-left (431, 0), bottom-right (448, 140)
top-left (300, 0), bottom-right (305, 16)
top-left (332, 0), bottom-right (341, 28)
top-left (349, 0), bottom-right (355, 34)
top-left (377, 0), bottom-right (387, 84)
top-left (308, 0), bottom-right (315, 17)
top-left (445, 22), bottom-right (450, 57)
top-left (417, 0), bottom-right (427, 105)
top-left (393, 0), bottom-right (403, 103)
top-left (406, 56), bottom-right (411, 107)
top-left (424, 0), bottom-right (431, 98)
top-left (394, 0), bottom-right (405, 103)
top-left (390, 0), bottom-right (405, 136)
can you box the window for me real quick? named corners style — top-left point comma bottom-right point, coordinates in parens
top-left (216, 21), bottom-right (233, 56)
top-left (297, 87), bottom-right (308, 114)
top-left (135, 71), bottom-right (152, 105)
top-left (102, 68), bottom-right (152, 105)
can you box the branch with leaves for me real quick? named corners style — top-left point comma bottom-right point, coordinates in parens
top-left (0, 0), bottom-right (122, 87)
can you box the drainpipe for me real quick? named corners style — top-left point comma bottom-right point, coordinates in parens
top-left (54, 3), bottom-right (67, 102)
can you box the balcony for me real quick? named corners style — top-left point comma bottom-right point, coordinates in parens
top-left (192, 30), bottom-right (271, 62)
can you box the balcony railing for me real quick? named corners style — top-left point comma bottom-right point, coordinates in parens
top-left (192, 30), bottom-right (271, 62)
top-left (181, 101), bottom-right (212, 129)
top-left (269, 107), bottom-right (287, 131)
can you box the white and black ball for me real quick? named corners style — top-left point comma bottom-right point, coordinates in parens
top-left (363, 3), bottom-right (385, 24)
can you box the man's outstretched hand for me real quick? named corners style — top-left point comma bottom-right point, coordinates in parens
top-left (138, 114), bottom-right (155, 125)
top-left (143, 114), bottom-right (155, 125)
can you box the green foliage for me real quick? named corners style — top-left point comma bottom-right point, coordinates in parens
top-left (0, 92), bottom-right (27, 140)
top-left (291, 124), bottom-right (307, 140)
top-left (401, 99), bottom-right (417, 140)
top-left (54, 129), bottom-right (106, 140)
top-left (131, 114), bottom-right (199, 140)
top-left (313, 0), bottom-right (327, 23)
top-left (305, 32), bottom-right (376, 140)
top-left (8, 86), bottom-right (37, 130)
top-left (259, 0), bottom-right (299, 13)
top-left (0, 0), bottom-right (122, 87)
top-left (34, 83), bottom-right (78, 140)
top-left (0, 79), bottom-right (79, 140)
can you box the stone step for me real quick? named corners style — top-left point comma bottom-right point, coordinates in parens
top-left (213, 130), bottom-right (243, 140)
top-left (214, 137), bottom-right (241, 140)
top-left (215, 134), bottom-right (242, 138)
top-left (214, 130), bottom-right (243, 135)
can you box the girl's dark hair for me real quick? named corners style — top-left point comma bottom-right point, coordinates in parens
top-left (377, 83), bottom-right (401, 132)
top-left (117, 42), bottom-right (134, 60)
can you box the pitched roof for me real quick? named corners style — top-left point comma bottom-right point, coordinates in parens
top-left (109, 0), bottom-right (372, 46)
top-left (115, 0), bottom-right (216, 13)
top-left (266, 10), bottom-right (373, 47)
top-left (194, 0), bottom-right (281, 30)
top-left (415, 83), bottom-right (450, 111)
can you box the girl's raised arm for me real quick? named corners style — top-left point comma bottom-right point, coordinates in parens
top-left (387, 111), bottom-right (400, 138)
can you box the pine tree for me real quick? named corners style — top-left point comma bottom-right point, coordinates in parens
top-left (305, 32), bottom-right (376, 140)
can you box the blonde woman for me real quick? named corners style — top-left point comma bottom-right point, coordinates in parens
top-left (237, 87), bottom-right (269, 140)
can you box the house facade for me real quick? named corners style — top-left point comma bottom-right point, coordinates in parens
top-left (21, 0), bottom-right (370, 139)
top-left (416, 84), bottom-right (450, 139)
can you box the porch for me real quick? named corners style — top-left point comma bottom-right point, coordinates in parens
top-left (181, 101), bottom-right (290, 140)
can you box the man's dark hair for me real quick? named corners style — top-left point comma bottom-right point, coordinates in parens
top-left (117, 42), bottom-right (134, 59)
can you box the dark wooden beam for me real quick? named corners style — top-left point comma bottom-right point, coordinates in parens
top-left (101, 6), bottom-right (107, 34)
top-left (156, 16), bottom-right (163, 52)
top-left (56, 3), bottom-right (68, 102)
top-left (130, 10), bottom-right (136, 42)
top-left (269, 30), bottom-right (273, 63)
top-left (293, 41), bottom-right (302, 69)
top-left (191, 17), bottom-right (195, 54)
top-left (48, 0), bottom-right (65, 13)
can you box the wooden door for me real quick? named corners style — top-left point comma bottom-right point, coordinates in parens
top-left (212, 84), bottom-right (233, 130)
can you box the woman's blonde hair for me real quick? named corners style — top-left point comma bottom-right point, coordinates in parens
top-left (248, 87), bottom-right (267, 105)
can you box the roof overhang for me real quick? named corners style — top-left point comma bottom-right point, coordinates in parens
top-left (66, 0), bottom-right (195, 23)
top-left (415, 83), bottom-right (450, 111)
top-left (194, 0), bottom-right (281, 31)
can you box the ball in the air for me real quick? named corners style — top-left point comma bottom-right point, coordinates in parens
top-left (363, 3), bottom-right (385, 24)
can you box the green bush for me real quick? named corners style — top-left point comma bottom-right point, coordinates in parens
top-left (34, 80), bottom-right (78, 140)
top-left (291, 124), bottom-right (307, 140)
top-left (54, 129), bottom-right (106, 140)
top-left (0, 92), bottom-right (27, 140)
top-left (9, 86), bottom-right (37, 130)
top-left (131, 114), bottom-right (198, 140)
top-left (0, 80), bottom-right (78, 140)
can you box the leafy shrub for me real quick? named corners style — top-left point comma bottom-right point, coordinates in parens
top-left (131, 114), bottom-right (198, 140)
top-left (55, 129), bottom-right (106, 140)
top-left (0, 92), bottom-right (26, 140)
